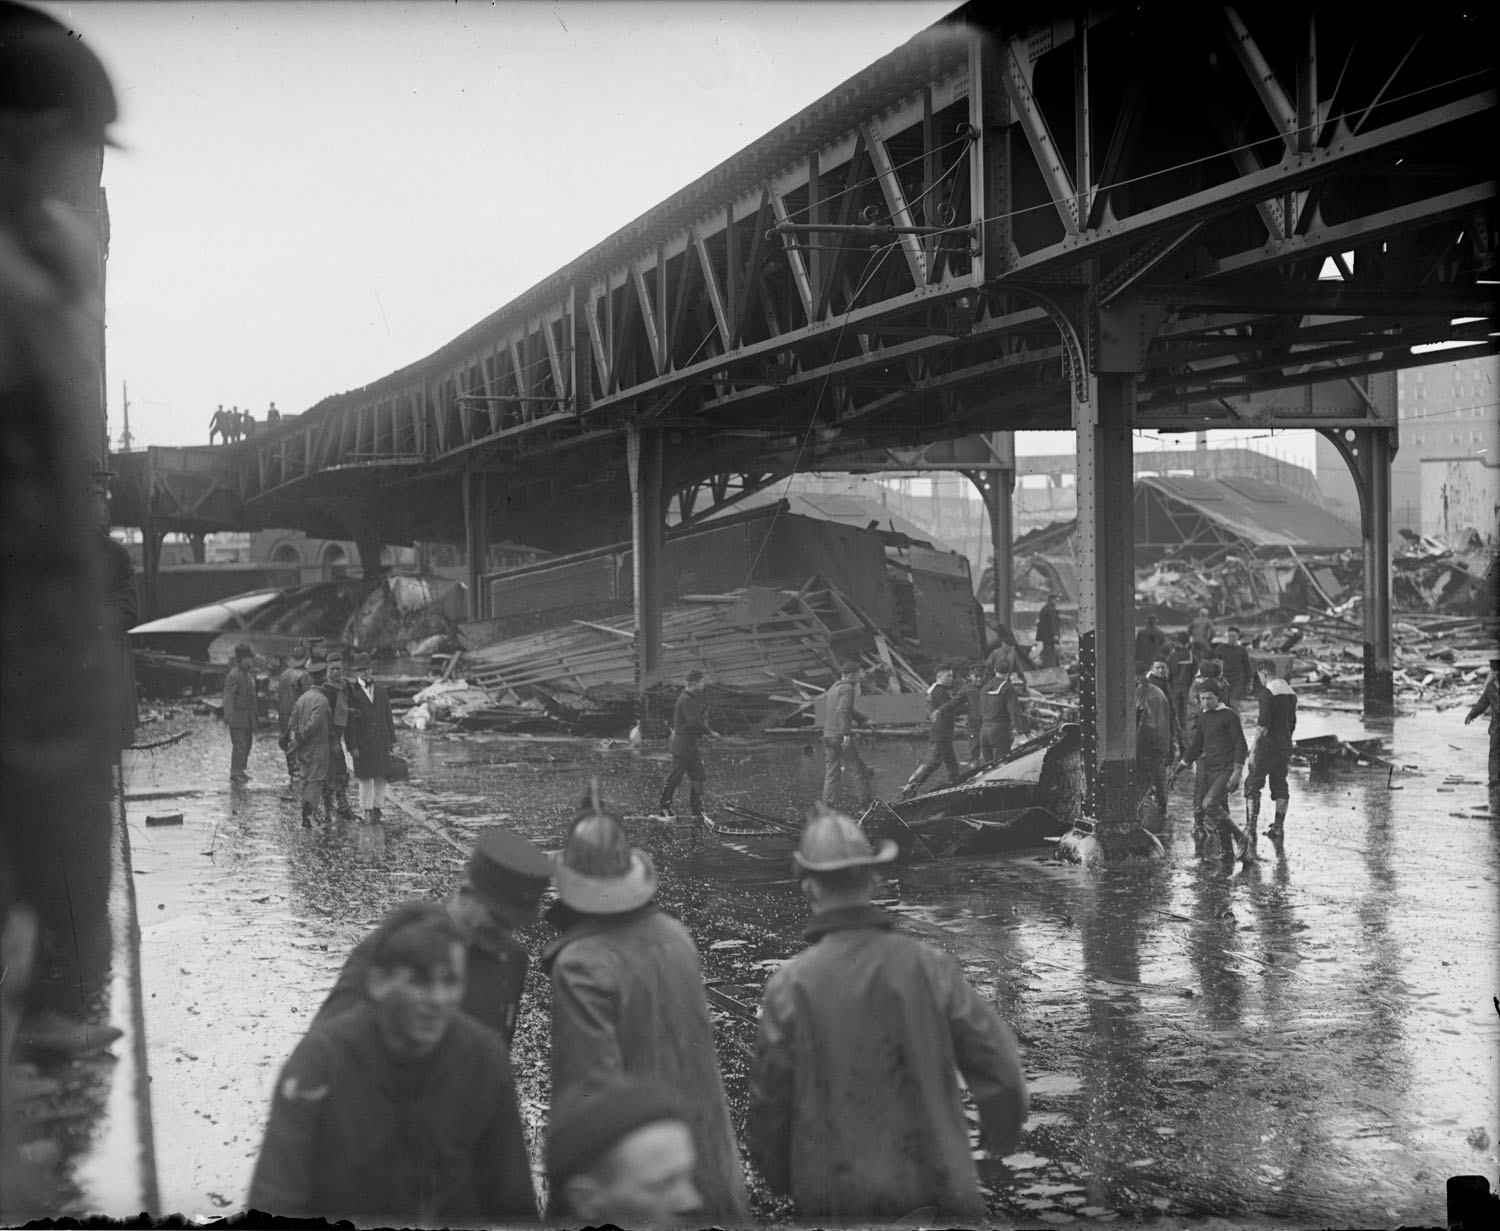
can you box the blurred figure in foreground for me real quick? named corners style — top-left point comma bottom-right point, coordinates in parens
top-left (547, 1077), bottom-right (701, 1229)
top-left (247, 902), bottom-right (536, 1225)
top-left (2, 4), bottom-right (124, 1216)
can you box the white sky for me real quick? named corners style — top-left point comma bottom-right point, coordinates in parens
top-left (47, 0), bottom-right (1323, 472)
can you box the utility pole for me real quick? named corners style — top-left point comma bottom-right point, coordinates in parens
top-left (120, 381), bottom-right (132, 451)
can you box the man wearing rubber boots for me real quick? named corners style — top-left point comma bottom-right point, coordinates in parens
top-left (657, 669), bottom-right (718, 819)
top-left (820, 662), bottom-right (873, 808)
top-left (1177, 680), bottom-right (1252, 864)
top-left (899, 665), bottom-right (970, 799)
top-left (1246, 660), bottom-right (1297, 853)
top-left (747, 805), bottom-right (1028, 1224)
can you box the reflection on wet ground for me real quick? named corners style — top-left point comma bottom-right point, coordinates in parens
top-left (121, 706), bottom-right (1498, 1225)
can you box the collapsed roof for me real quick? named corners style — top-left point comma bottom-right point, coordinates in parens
top-left (1014, 476), bottom-right (1361, 561)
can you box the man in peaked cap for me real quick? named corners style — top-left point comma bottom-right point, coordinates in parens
top-left (748, 804), bottom-right (1028, 1225)
top-left (315, 828), bottom-right (552, 1051)
top-left (544, 784), bottom-right (748, 1223)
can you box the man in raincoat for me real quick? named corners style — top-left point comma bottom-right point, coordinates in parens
top-left (222, 643), bottom-right (259, 783)
top-left (275, 642), bottom-right (311, 785)
top-left (747, 806), bottom-right (1028, 1224)
top-left (288, 660), bottom-right (330, 827)
top-left (544, 786), bottom-right (748, 1224)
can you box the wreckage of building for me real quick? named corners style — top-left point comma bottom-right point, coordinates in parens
top-left (106, 4), bottom-right (1500, 852)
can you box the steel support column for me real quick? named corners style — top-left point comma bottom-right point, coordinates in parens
top-left (628, 423), bottom-right (666, 707)
top-left (1076, 372), bottom-right (1139, 840)
top-left (463, 466), bottom-right (489, 621)
top-left (1319, 424), bottom-right (1397, 714)
top-left (140, 521), bottom-right (165, 622)
top-left (1360, 429), bottom-right (1395, 714)
top-left (961, 432), bottom-right (1016, 634)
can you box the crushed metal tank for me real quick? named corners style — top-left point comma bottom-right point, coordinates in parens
top-left (861, 724), bottom-right (1082, 859)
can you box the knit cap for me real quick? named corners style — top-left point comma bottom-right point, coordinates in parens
top-left (546, 1078), bottom-right (688, 1189)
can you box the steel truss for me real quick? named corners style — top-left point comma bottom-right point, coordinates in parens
top-left (179, 1), bottom-right (1492, 548)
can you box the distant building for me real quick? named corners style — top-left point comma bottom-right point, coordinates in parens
top-left (1316, 355), bottom-right (1499, 542)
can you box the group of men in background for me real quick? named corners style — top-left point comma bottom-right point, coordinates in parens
top-left (247, 791), bottom-right (1028, 1227)
top-left (223, 642), bottom-right (398, 827)
top-left (1131, 611), bottom-right (1300, 865)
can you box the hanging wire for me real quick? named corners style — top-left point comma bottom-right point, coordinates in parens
top-left (739, 240), bottom-right (903, 588)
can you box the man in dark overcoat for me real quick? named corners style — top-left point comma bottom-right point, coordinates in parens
top-left (345, 650), bottom-right (396, 824)
top-left (222, 643), bottom-right (258, 783)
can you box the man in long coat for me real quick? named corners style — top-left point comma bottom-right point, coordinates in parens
top-left (748, 806), bottom-right (1028, 1224)
top-left (275, 642), bottom-right (311, 786)
top-left (345, 651), bottom-right (396, 824)
top-left (222, 643), bottom-right (258, 783)
top-left (544, 789), bottom-right (749, 1224)
top-left (321, 652), bottom-right (355, 821)
top-left (289, 661), bottom-right (330, 827)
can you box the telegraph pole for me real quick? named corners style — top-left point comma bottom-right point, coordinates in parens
top-left (120, 381), bottom-right (133, 451)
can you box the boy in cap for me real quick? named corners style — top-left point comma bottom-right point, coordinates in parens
top-left (747, 805), bottom-right (1028, 1223)
top-left (248, 902), bottom-right (536, 1225)
top-left (223, 643), bottom-right (258, 783)
top-left (314, 828), bottom-right (551, 1050)
top-left (899, 664), bottom-right (969, 799)
top-left (1177, 681), bottom-right (1251, 862)
top-left (545, 784), bottom-right (749, 1222)
top-left (547, 1077), bottom-right (701, 1228)
top-left (1246, 659), bottom-right (1298, 851)
top-left (655, 668), bottom-right (718, 819)
top-left (276, 642), bottom-right (311, 786)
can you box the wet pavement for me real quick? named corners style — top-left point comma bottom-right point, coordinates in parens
top-left (118, 700), bottom-right (1498, 1227)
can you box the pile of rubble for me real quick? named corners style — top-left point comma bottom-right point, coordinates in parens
top-left (429, 580), bottom-right (954, 739)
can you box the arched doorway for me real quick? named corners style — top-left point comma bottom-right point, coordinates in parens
top-left (321, 543), bottom-right (349, 579)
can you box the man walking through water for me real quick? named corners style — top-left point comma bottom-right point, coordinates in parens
top-left (1246, 660), bottom-right (1297, 854)
top-left (820, 662), bottom-right (873, 808)
top-left (656, 669), bottom-right (717, 819)
top-left (899, 664), bottom-right (969, 799)
top-left (1177, 681), bottom-right (1251, 863)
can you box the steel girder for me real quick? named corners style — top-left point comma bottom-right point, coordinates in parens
top-left (208, 2), bottom-right (1495, 550)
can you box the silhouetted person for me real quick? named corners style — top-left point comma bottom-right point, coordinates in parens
top-left (1034, 593), bottom-right (1061, 667)
top-left (266, 401), bottom-right (281, 427)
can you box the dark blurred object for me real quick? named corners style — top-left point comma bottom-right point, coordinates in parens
top-left (1449, 1175), bottom-right (1499, 1231)
top-left (2, 2), bottom-right (121, 1219)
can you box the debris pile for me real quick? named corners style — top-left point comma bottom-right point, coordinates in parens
top-left (1393, 530), bottom-right (1498, 614)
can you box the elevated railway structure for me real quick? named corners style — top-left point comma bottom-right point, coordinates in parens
top-left (112, 3), bottom-right (1497, 847)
